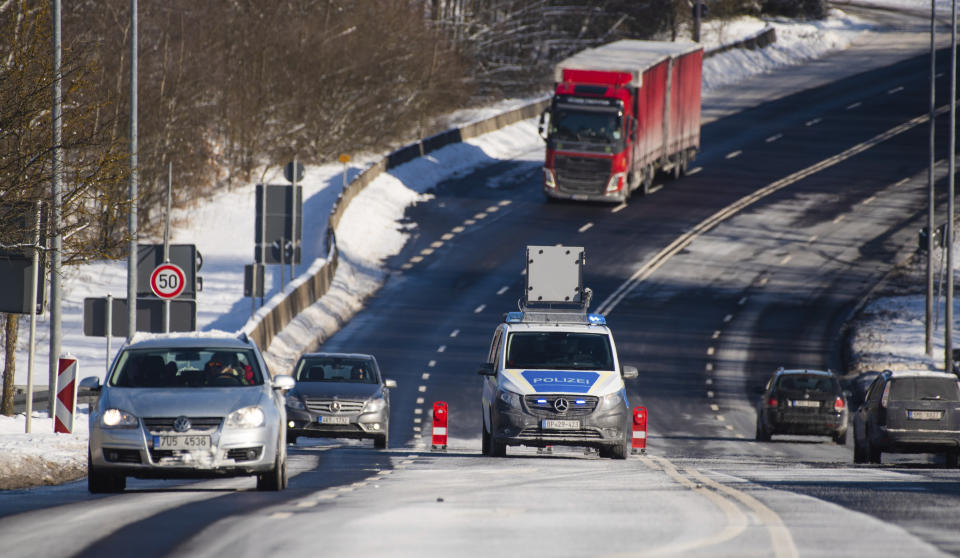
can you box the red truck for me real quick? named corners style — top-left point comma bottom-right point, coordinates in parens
top-left (540, 40), bottom-right (703, 202)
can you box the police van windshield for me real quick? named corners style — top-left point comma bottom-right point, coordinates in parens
top-left (505, 332), bottom-right (614, 371)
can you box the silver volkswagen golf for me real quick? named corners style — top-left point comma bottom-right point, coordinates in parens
top-left (81, 332), bottom-right (295, 493)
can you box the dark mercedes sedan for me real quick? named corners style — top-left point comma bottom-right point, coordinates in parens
top-left (284, 353), bottom-right (396, 449)
top-left (853, 370), bottom-right (960, 466)
top-left (755, 368), bottom-right (848, 444)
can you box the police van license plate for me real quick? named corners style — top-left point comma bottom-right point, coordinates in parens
top-left (908, 410), bottom-right (943, 420)
top-left (543, 419), bottom-right (580, 430)
top-left (153, 435), bottom-right (210, 450)
top-left (319, 416), bottom-right (350, 424)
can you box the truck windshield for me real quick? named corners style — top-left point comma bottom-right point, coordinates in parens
top-left (505, 332), bottom-right (614, 371)
top-left (550, 106), bottom-right (622, 144)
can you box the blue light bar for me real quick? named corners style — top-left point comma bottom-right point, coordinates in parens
top-left (505, 312), bottom-right (524, 323)
top-left (587, 313), bottom-right (606, 325)
top-left (575, 399), bottom-right (586, 405)
top-left (536, 398), bottom-right (548, 405)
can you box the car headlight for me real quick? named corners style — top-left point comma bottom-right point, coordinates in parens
top-left (101, 408), bottom-right (138, 429)
top-left (226, 406), bottom-right (265, 429)
top-left (497, 388), bottom-right (522, 408)
top-left (363, 397), bottom-right (386, 413)
top-left (285, 393), bottom-right (305, 410)
top-left (601, 391), bottom-right (624, 409)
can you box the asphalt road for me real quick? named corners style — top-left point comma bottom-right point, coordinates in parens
top-left (2, 8), bottom-right (960, 557)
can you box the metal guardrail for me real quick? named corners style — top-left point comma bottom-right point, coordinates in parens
top-left (244, 29), bottom-right (778, 356)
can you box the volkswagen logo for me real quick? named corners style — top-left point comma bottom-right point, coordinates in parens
top-left (330, 401), bottom-right (342, 413)
top-left (553, 398), bottom-right (569, 413)
top-left (173, 416), bottom-right (192, 432)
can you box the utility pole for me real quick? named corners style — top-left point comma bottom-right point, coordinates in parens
top-left (127, 0), bottom-right (139, 341)
top-left (946, 0), bottom-right (957, 372)
top-left (927, 0), bottom-right (937, 357)
top-left (50, 0), bottom-right (63, 418)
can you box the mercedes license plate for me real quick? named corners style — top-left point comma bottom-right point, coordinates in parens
top-left (543, 419), bottom-right (580, 430)
top-left (319, 416), bottom-right (350, 425)
top-left (908, 410), bottom-right (943, 420)
top-left (790, 400), bottom-right (821, 408)
top-left (153, 435), bottom-right (210, 450)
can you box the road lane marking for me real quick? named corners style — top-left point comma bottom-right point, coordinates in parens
top-left (895, 177), bottom-right (910, 187)
top-left (805, 117), bottom-right (822, 127)
top-left (706, 347), bottom-right (715, 356)
top-left (594, 107), bottom-right (945, 316)
top-left (578, 222), bottom-right (594, 233)
top-left (807, 234), bottom-right (818, 244)
top-left (401, 263), bottom-right (413, 270)
top-left (846, 101), bottom-right (862, 110)
top-left (449, 329), bottom-right (459, 338)
top-left (474, 304), bottom-right (486, 313)
top-left (648, 184), bottom-right (663, 194)
top-left (486, 205), bottom-right (500, 212)
top-left (862, 195), bottom-right (876, 205)
top-left (687, 166), bottom-right (703, 175)
top-left (421, 372), bottom-right (430, 380)
top-left (464, 219), bottom-right (476, 225)
top-left (725, 150), bottom-right (742, 159)
top-left (611, 203), bottom-right (627, 213)
top-left (706, 378), bottom-right (713, 385)
top-left (270, 512), bottom-right (294, 519)
top-left (409, 256), bottom-right (423, 263)
top-left (738, 296), bottom-right (748, 306)
top-left (452, 226), bottom-right (466, 233)
top-left (723, 314), bottom-right (733, 323)
top-left (832, 214), bottom-right (845, 224)
top-left (887, 86), bottom-right (904, 94)
top-left (710, 404), bottom-right (720, 412)
top-left (437, 345), bottom-right (446, 353)
top-left (441, 233), bottom-right (454, 241)
top-left (473, 212), bottom-right (487, 219)
top-left (420, 248), bottom-right (434, 256)
top-left (758, 276), bottom-right (769, 287)
top-left (416, 397), bottom-right (424, 404)
top-left (413, 417), bottom-right (422, 424)
top-left (414, 408), bottom-right (423, 414)
top-left (497, 285), bottom-right (509, 295)
top-left (716, 415), bottom-right (726, 422)
top-left (428, 360), bottom-right (436, 367)
top-left (712, 330), bottom-right (721, 339)
top-left (765, 133), bottom-right (783, 143)
top-left (705, 362), bottom-right (714, 372)
top-left (779, 254), bottom-right (792, 266)
top-left (418, 385), bottom-right (427, 392)
top-left (431, 241), bottom-right (444, 249)
top-left (707, 391), bottom-right (714, 398)
top-left (499, 199), bottom-right (512, 206)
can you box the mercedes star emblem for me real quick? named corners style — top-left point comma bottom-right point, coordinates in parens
top-left (553, 398), bottom-right (569, 413)
top-left (331, 401), bottom-right (342, 413)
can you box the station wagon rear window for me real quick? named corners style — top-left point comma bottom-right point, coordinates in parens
top-left (890, 377), bottom-right (960, 402)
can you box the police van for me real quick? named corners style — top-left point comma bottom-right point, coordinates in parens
top-left (479, 246), bottom-right (637, 458)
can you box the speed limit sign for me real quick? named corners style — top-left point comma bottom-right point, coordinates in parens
top-left (150, 263), bottom-right (186, 299)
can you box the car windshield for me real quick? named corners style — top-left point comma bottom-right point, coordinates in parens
top-left (109, 348), bottom-right (264, 387)
top-left (890, 377), bottom-right (960, 401)
top-left (550, 106), bottom-right (622, 144)
top-left (776, 375), bottom-right (839, 393)
top-left (505, 332), bottom-right (614, 371)
top-left (295, 357), bottom-right (379, 384)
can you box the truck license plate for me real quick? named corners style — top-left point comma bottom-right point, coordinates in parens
top-left (543, 419), bottom-right (580, 430)
top-left (153, 435), bottom-right (211, 450)
top-left (319, 416), bottom-right (350, 424)
top-left (908, 410), bottom-right (943, 420)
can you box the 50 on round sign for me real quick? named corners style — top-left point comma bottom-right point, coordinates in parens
top-left (150, 263), bottom-right (186, 299)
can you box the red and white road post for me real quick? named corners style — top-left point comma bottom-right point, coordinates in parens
top-left (432, 401), bottom-right (448, 451)
top-left (631, 406), bottom-right (647, 455)
top-left (54, 355), bottom-right (79, 434)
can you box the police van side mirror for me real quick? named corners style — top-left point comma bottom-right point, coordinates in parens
top-left (478, 362), bottom-right (496, 376)
top-left (621, 365), bottom-right (638, 379)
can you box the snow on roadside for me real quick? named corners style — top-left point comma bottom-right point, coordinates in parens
top-left (0, 8), bottom-right (893, 488)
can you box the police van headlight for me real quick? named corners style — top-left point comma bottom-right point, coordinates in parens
top-left (600, 391), bottom-right (624, 409)
top-left (497, 388), bottom-right (522, 408)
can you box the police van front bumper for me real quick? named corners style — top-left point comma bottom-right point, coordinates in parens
top-left (490, 391), bottom-right (628, 449)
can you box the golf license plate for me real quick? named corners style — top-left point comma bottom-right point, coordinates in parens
top-left (790, 400), bottom-right (821, 408)
top-left (907, 410), bottom-right (943, 420)
top-left (153, 435), bottom-right (210, 450)
top-left (543, 419), bottom-right (580, 430)
top-left (319, 416), bottom-right (350, 425)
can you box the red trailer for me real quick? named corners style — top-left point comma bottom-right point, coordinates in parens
top-left (539, 40), bottom-right (703, 202)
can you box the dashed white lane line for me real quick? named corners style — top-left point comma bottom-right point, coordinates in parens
top-left (895, 177), bottom-right (910, 187)
top-left (421, 372), bottom-right (430, 380)
top-left (414, 408), bottom-right (423, 414)
top-left (707, 391), bottom-right (715, 398)
top-left (648, 184), bottom-right (664, 195)
top-left (427, 360), bottom-right (436, 368)
top-left (296, 500), bottom-right (318, 508)
top-left (452, 225), bottom-right (466, 233)
top-left (496, 286), bottom-right (510, 298)
top-left (807, 234), bottom-right (818, 244)
top-left (441, 233), bottom-right (454, 241)
top-left (436, 345), bottom-right (446, 353)
top-left (578, 222), bottom-right (594, 233)
top-left (832, 214), bottom-right (845, 224)
top-left (725, 425), bottom-right (735, 431)
top-left (420, 248), bottom-right (434, 256)
top-left (738, 296), bottom-right (748, 306)
top-left (758, 276), bottom-right (769, 287)
top-left (805, 117), bottom-right (822, 127)
top-left (271, 512), bottom-right (294, 519)
top-left (401, 263), bottom-right (413, 270)
top-left (499, 199), bottom-right (512, 206)
top-left (723, 314), bottom-right (733, 323)
top-left (706, 347), bottom-right (715, 356)
top-left (418, 385), bottom-right (427, 393)
top-left (416, 397), bottom-right (424, 404)
top-left (473, 212), bottom-right (487, 220)
top-left (430, 241), bottom-right (443, 249)
top-left (862, 195), bottom-right (876, 205)
top-left (449, 329), bottom-right (459, 338)
top-left (412, 426), bottom-right (422, 432)
top-left (765, 133), bottom-right (783, 143)
top-left (409, 255), bottom-right (423, 263)
top-left (710, 404), bottom-right (720, 412)
top-left (486, 205), bottom-right (500, 212)
top-left (464, 219), bottom-right (476, 226)
top-left (706, 378), bottom-right (714, 385)
top-left (712, 330), bottom-right (721, 340)
top-left (725, 150), bottom-right (742, 159)
top-left (413, 417), bottom-right (422, 424)
top-left (611, 203), bottom-right (628, 214)
top-left (705, 363), bottom-right (714, 372)
top-left (846, 101), bottom-right (862, 110)
top-left (474, 304), bottom-right (486, 313)
top-left (716, 415), bottom-right (726, 422)
top-left (779, 254), bottom-right (792, 266)
top-left (887, 85), bottom-right (904, 95)
top-left (687, 166), bottom-right (703, 175)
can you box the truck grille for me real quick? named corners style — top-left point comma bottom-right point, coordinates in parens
top-left (524, 395), bottom-right (599, 417)
top-left (142, 417), bottom-right (222, 434)
top-left (304, 398), bottom-right (365, 414)
top-left (554, 155), bottom-right (611, 194)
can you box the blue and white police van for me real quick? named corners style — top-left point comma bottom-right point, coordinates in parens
top-left (479, 246), bottom-right (638, 458)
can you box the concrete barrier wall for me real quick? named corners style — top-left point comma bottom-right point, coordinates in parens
top-left (245, 30), bottom-right (778, 353)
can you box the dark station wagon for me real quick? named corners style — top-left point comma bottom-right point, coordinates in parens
top-left (755, 368), bottom-right (848, 444)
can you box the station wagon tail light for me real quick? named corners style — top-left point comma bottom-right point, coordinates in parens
top-left (880, 383), bottom-right (891, 408)
top-left (767, 396), bottom-right (778, 407)
top-left (833, 396), bottom-right (845, 411)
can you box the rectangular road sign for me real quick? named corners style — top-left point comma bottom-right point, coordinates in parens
top-left (255, 184), bottom-right (302, 265)
top-left (137, 244), bottom-right (200, 298)
top-left (83, 297), bottom-right (197, 336)
top-left (0, 256), bottom-right (46, 314)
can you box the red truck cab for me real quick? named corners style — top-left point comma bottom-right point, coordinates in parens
top-left (540, 40), bottom-right (703, 203)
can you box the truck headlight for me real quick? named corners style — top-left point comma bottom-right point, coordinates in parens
top-left (543, 167), bottom-right (557, 189)
top-left (226, 406), bottom-right (265, 429)
top-left (497, 388), bottom-right (522, 408)
top-left (363, 397), bottom-right (386, 413)
top-left (101, 408), bottom-right (138, 429)
top-left (605, 172), bottom-right (626, 193)
top-left (285, 393), bottom-right (305, 410)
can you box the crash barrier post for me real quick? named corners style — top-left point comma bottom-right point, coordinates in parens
top-left (432, 401), bottom-right (448, 450)
top-left (54, 355), bottom-right (79, 434)
top-left (631, 406), bottom-right (647, 455)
